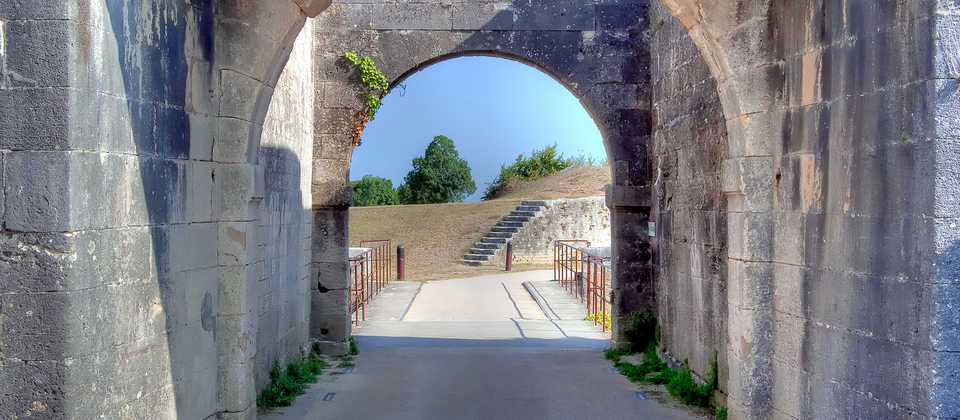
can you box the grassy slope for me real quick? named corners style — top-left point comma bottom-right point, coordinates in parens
top-left (349, 166), bottom-right (611, 281)
top-left (495, 166), bottom-right (611, 201)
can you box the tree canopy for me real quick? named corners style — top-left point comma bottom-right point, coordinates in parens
top-left (399, 135), bottom-right (476, 204)
top-left (352, 175), bottom-right (400, 207)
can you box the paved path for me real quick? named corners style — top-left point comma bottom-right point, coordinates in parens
top-left (262, 271), bottom-right (703, 420)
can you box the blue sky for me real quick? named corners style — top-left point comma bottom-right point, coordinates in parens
top-left (351, 56), bottom-right (606, 202)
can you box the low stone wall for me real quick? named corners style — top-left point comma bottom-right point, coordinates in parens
top-left (500, 197), bottom-right (611, 265)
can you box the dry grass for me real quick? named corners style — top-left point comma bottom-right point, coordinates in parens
top-left (349, 167), bottom-right (610, 281)
top-left (350, 201), bottom-right (521, 281)
top-left (495, 166), bottom-right (611, 201)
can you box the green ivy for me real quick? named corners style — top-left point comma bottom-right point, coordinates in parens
top-left (344, 51), bottom-right (389, 120)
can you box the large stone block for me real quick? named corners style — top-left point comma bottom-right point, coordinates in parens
top-left (310, 288), bottom-right (350, 341)
top-left (0, 88), bottom-right (69, 151)
top-left (217, 357), bottom-right (256, 414)
top-left (312, 261), bottom-right (350, 291)
top-left (320, 3), bottom-right (452, 31)
top-left (933, 350), bottom-right (960, 418)
top-left (169, 223), bottom-right (218, 272)
top-left (3, 151), bottom-right (70, 231)
top-left (189, 113), bottom-right (216, 161)
top-left (311, 208), bottom-right (349, 262)
top-left (0, 152), bottom-right (4, 223)
top-left (187, 161), bottom-right (216, 223)
top-left (219, 265), bottom-right (258, 317)
top-left (2, 20), bottom-right (72, 88)
top-left (219, 70), bottom-right (267, 120)
top-left (452, 2), bottom-right (515, 31)
top-left (215, 117), bottom-right (262, 164)
top-left (215, 163), bottom-right (258, 221)
top-left (933, 282), bottom-right (960, 352)
top-left (0, 0), bottom-right (73, 19)
top-left (512, 0), bottom-right (596, 31)
top-left (0, 358), bottom-right (68, 419)
top-left (219, 222), bottom-right (257, 267)
top-left (935, 12), bottom-right (960, 80)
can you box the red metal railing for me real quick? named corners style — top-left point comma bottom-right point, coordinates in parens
top-left (349, 240), bottom-right (393, 326)
top-left (553, 240), bottom-right (612, 332)
top-left (555, 240), bottom-right (590, 299)
top-left (360, 240), bottom-right (392, 297)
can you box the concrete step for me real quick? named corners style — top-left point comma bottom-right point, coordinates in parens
top-left (470, 248), bottom-right (497, 255)
top-left (492, 226), bottom-right (519, 233)
top-left (510, 211), bottom-right (536, 217)
top-left (522, 200), bottom-right (548, 207)
top-left (502, 216), bottom-right (531, 223)
top-left (516, 206), bottom-right (542, 212)
top-left (461, 259), bottom-right (488, 266)
top-left (497, 221), bottom-right (524, 228)
top-left (463, 254), bottom-right (491, 261)
top-left (480, 237), bottom-right (508, 244)
top-left (475, 242), bottom-right (501, 250)
top-left (486, 232), bottom-right (513, 239)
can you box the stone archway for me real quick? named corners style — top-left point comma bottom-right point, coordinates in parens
top-left (4, 1), bottom-right (952, 419)
top-left (305, 0), bottom-right (657, 351)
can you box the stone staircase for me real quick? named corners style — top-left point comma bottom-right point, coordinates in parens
top-left (462, 201), bottom-right (547, 266)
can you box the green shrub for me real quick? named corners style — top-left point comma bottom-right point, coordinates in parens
top-left (483, 144), bottom-right (573, 200)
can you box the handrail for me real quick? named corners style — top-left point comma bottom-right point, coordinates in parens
top-left (553, 240), bottom-right (612, 332)
top-left (349, 240), bottom-right (393, 326)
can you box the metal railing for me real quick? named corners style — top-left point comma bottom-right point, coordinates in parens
top-left (553, 240), bottom-right (612, 332)
top-left (349, 240), bottom-right (393, 326)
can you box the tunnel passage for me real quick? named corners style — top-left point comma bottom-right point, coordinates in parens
top-left (1, 1), bottom-right (957, 419)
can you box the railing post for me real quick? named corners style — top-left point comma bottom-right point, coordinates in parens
top-left (506, 242), bottom-right (513, 272)
top-left (397, 245), bottom-right (405, 281)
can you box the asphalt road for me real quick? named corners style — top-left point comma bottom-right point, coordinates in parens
top-left (262, 271), bottom-right (703, 420)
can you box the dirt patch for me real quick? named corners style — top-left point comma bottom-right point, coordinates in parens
top-left (350, 201), bottom-right (527, 281)
top-left (495, 166), bottom-right (611, 201)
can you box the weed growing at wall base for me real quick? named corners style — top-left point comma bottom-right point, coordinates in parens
top-left (584, 311), bottom-right (612, 330)
top-left (256, 345), bottom-right (329, 409)
top-left (606, 312), bottom-right (724, 416)
top-left (349, 336), bottom-right (359, 356)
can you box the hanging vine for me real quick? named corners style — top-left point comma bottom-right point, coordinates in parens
top-left (344, 51), bottom-right (389, 146)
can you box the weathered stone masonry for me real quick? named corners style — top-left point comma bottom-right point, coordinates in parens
top-left (652, 1), bottom-right (960, 418)
top-left (308, 0), bottom-right (657, 346)
top-left (1, 1), bottom-right (958, 420)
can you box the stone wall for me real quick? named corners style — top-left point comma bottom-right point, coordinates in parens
top-left (649, 0), bottom-right (729, 394)
top-left (932, 2), bottom-right (960, 416)
top-left (0, 2), bottom-right (320, 418)
top-left (651, 1), bottom-right (957, 418)
top-left (500, 197), bottom-right (611, 265)
top-left (0, 2), bottom-right (221, 417)
top-left (254, 19), bottom-right (315, 390)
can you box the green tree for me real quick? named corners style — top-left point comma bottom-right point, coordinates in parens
top-left (352, 175), bottom-right (399, 207)
top-left (400, 136), bottom-right (477, 204)
top-left (483, 144), bottom-right (573, 200)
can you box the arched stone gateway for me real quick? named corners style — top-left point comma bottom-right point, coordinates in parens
top-left (306, 0), bottom-right (657, 354)
top-left (0, 1), bottom-right (957, 419)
